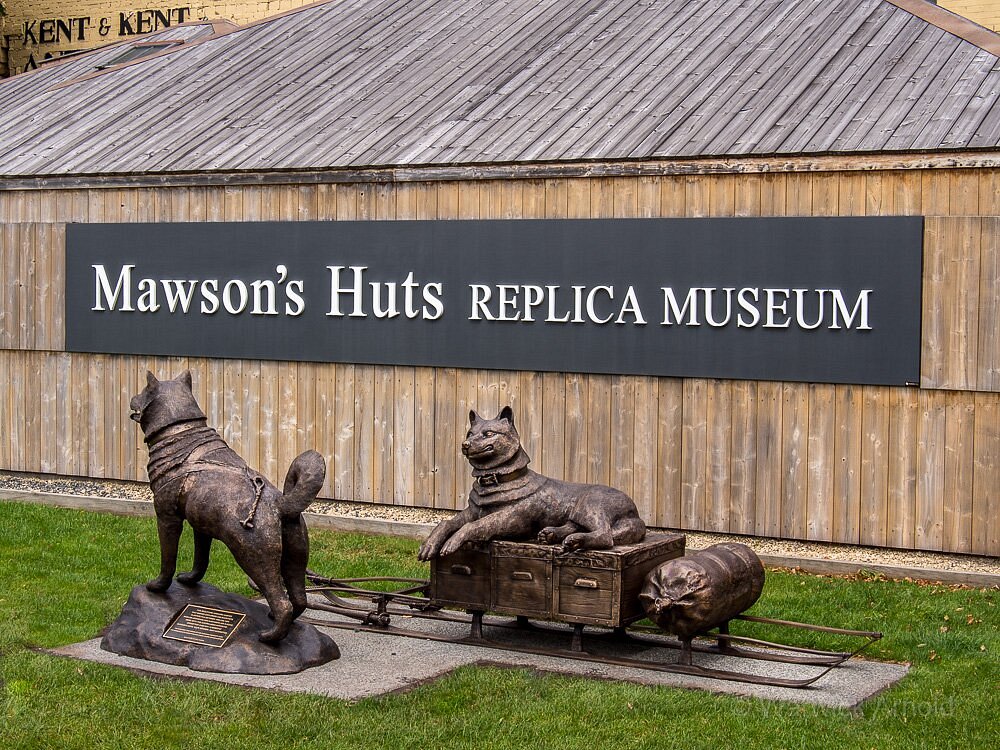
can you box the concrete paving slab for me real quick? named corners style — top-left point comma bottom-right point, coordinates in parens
top-left (52, 604), bottom-right (908, 708)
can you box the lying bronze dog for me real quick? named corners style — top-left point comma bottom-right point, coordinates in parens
top-left (130, 371), bottom-right (325, 643)
top-left (418, 406), bottom-right (646, 560)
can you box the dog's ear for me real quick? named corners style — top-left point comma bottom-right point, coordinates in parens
top-left (498, 406), bottom-right (514, 425)
top-left (146, 371), bottom-right (159, 387)
top-left (469, 410), bottom-right (480, 426)
top-left (176, 370), bottom-right (193, 390)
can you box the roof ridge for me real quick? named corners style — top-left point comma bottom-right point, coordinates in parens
top-left (883, 0), bottom-right (1000, 56)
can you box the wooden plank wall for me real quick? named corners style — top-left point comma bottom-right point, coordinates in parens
top-left (0, 167), bottom-right (998, 557)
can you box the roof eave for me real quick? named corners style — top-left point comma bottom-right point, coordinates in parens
top-left (2, 149), bottom-right (999, 192)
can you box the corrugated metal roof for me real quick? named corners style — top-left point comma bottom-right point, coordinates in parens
top-left (0, 0), bottom-right (997, 177)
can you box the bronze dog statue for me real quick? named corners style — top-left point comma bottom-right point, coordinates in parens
top-left (130, 371), bottom-right (325, 643)
top-left (418, 406), bottom-right (646, 560)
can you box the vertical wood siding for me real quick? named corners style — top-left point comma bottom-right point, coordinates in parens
top-left (0, 167), bottom-right (997, 556)
top-left (0, 349), bottom-right (996, 555)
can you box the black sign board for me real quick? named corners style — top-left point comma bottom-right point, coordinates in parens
top-left (66, 217), bottom-right (923, 385)
top-left (162, 604), bottom-right (246, 648)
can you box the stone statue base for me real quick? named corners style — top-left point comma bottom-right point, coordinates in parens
top-left (101, 582), bottom-right (339, 675)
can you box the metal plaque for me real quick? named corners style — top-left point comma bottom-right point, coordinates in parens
top-left (162, 604), bottom-right (246, 648)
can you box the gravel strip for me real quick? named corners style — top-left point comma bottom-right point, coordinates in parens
top-left (0, 473), bottom-right (155, 502)
top-left (3, 471), bottom-right (998, 578)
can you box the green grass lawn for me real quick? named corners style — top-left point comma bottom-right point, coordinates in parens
top-left (0, 500), bottom-right (995, 750)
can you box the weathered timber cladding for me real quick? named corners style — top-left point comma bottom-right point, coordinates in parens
top-left (0, 349), bottom-right (997, 555)
top-left (0, 167), bottom-right (998, 556)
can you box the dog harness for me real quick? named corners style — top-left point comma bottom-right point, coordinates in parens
top-left (145, 419), bottom-right (268, 529)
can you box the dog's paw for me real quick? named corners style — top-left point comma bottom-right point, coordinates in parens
top-left (537, 526), bottom-right (570, 545)
top-left (145, 577), bottom-right (171, 593)
top-left (259, 609), bottom-right (292, 643)
top-left (417, 540), bottom-right (440, 561)
top-left (175, 571), bottom-right (202, 585)
top-left (438, 538), bottom-right (465, 557)
top-left (561, 534), bottom-right (586, 552)
top-left (258, 626), bottom-right (285, 644)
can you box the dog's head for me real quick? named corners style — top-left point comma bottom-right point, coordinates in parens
top-left (462, 406), bottom-right (521, 470)
top-left (130, 370), bottom-right (206, 437)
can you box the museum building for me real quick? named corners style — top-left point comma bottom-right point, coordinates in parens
top-left (0, 0), bottom-right (998, 558)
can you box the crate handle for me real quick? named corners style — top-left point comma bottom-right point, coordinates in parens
top-left (574, 577), bottom-right (599, 589)
top-left (511, 570), bottom-right (534, 581)
top-left (449, 564), bottom-right (472, 576)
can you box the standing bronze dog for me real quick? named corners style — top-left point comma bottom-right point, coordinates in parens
top-left (130, 371), bottom-right (325, 643)
top-left (418, 407), bottom-right (646, 560)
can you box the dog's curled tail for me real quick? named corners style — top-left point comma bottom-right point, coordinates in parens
top-left (280, 450), bottom-right (326, 518)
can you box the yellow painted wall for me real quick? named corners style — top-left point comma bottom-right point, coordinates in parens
top-left (939, 1), bottom-right (1000, 31)
top-left (0, 1), bottom-right (316, 76)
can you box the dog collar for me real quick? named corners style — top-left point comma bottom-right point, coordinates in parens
top-left (145, 418), bottom-right (209, 445)
top-left (476, 467), bottom-right (529, 487)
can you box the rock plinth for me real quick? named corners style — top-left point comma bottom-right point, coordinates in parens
top-left (101, 582), bottom-right (339, 675)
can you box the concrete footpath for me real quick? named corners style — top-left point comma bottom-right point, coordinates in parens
top-left (53, 603), bottom-right (909, 708)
